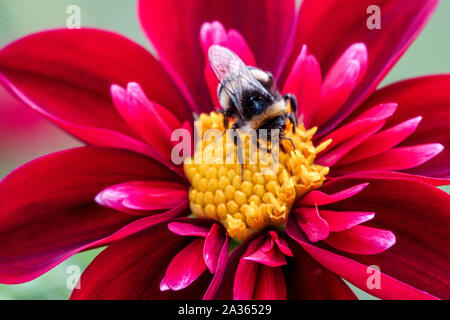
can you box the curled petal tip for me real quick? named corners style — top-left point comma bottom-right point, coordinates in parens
top-left (110, 83), bottom-right (125, 95)
top-left (348, 42), bottom-right (368, 59)
top-left (412, 115), bottom-right (423, 123)
top-left (200, 21), bottom-right (227, 54)
top-left (126, 82), bottom-right (142, 94)
top-left (300, 44), bottom-right (308, 56)
top-left (159, 277), bottom-right (170, 292)
top-left (94, 188), bottom-right (122, 208)
top-left (341, 60), bottom-right (361, 83)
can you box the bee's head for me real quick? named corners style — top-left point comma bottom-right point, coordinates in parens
top-left (258, 115), bottom-right (286, 140)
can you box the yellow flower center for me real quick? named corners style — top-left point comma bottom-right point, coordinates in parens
top-left (184, 112), bottom-right (330, 242)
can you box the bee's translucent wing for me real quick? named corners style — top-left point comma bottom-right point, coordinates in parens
top-left (208, 45), bottom-right (268, 117)
top-left (208, 45), bottom-right (246, 83)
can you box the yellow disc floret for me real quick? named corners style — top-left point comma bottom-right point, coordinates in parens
top-left (184, 112), bottom-right (330, 242)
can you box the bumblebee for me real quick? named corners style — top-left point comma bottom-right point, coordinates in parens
top-left (208, 45), bottom-right (298, 155)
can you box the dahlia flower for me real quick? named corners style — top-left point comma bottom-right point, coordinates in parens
top-left (0, 0), bottom-right (449, 300)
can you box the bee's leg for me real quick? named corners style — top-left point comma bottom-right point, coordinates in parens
top-left (287, 113), bottom-right (297, 131)
top-left (284, 94), bottom-right (298, 120)
top-left (255, 139), bottom-right (278, 164)
top-left (255, 138), bottom-right (269, 152)
top-left (231, 123), bottom-right (245, 180)
top-left (281, 136), bottom-right (296, 151)
top-left (279, 140), bottom-right (286, 153)
top-left (218, 108), bottom-right (230, 129)
top-left (284, 94), bottom-right (298, 133)
top-left (223, 116), bottom-right (229, 130)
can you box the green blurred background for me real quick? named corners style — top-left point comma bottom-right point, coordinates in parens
top-left (0, 0), bottom-right (449, 299)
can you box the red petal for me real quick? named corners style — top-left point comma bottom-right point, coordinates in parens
top-left (316, 122), bottom-right (384, 167)
top-left (233, 258), bottom-right (259, 300)
top-left (89, 202), bottom-right (187, 250)
top-left (338, 116), bottom-right (422, 165)
top-left (203, 235), bottom-right (229, 300)
top-left (71, 225), bottom-right (211, 299)
top-left (320, 176), bottom-right (450, 299)
top-left (200, 21), bottom-right (256, 66)
top-left (200, 21), bottom-right (256, 109)
top-left (269, 231), bottom-right (294, 257)
top-left (111, 84), bottom-right (182, 133)
top-left (164, 238), bottom-right (208, 291)
top-left (1, 72), bottom-right (164, 163)
top-left (110, 83), bottom-right (183, 167)
top-left (210, 240), bottom-right (247, 299)
top-left (244, 231), bottom-right (293, 267)
top-left (253, 266), bottom-right (286, 300)
top-left (285, 244), bottom-right (357, 299)
top-left (244, 242), bottom-right (288, 268)
top-left (0, 29), bottom-right (191, 140)
top-left (339, 171), bottom-right (449, 187)
top-left (233, 236), bottom-right (265, 299)
top-left (95, 181), bottom-right (187, 214)
top-left (334, 143), bottom-right (444, 175)
top-left (299, 183), bottom-right (368, 206)
top-left (168, 219), bottom-right (212, 238)
top-left (286, 215), bottom-right (438, 300)
top-left (313, 43), bottom-right (368, 127)
top-left (293, 206), bottom-right (329, 242)
top-left (282, 45), bottom-right (322, 127)
top-left (219, 234), bottom-right (289, 300)
top-left (325, 225), bottom-right (396, 255)
top-left (357, 75), bottom-right (450, 178)
top-left (0, 147), bottom-right (183, 284)
top-left (138, 0), bottom-right (297, 111)
top-left (318, 103), bottom-right (397, 150)
top-left (320, 210), bottom-right (375, 232)
top-left (203, 223), bottom-right (226, 273)
top-left (0, 87), bottom-right (67, 160)
top-left (288, 0), bottom-right (439, 134)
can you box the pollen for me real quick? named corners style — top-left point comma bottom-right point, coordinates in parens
top-left (184, 112), bottom-right (330, 242)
